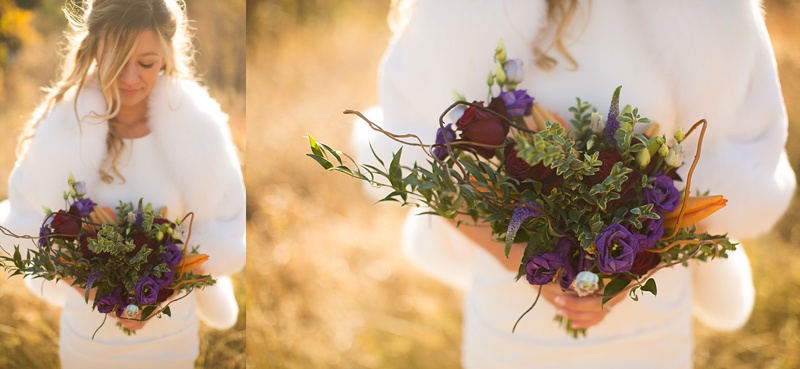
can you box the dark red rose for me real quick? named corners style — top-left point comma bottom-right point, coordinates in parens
top-left (586, 149), bottom-right (640, 201)
top-left (503, 143), bottom-right (559, 192)
top-left (629, 251), bottom-right (661, 277)
top-left (129, 232), bottom-right (157, 259)
top-left (51, 209), bottom-right (81, 241)
top-left (156, 288), bottom-right (175, 303)
top-left (79, 232), bottom-right (98, 258)
top-left (455, 99), bottom-right (510, 158)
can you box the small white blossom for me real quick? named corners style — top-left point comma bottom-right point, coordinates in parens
top-left (590, 112), bottom-right (605, 134)
top-left (127, 212), bottom-right (136, 224)
top-left (125, 304), bottom-right (139, 317)
top-left (503, 59), bottom-right (524, 86)
top-left (172, 224), bottom-right (183, 240)
top-left (573, 271), bottom-right (600, 297)
top-left (664, 143), bottom-right (685, 168)
top-left (74, 182), bottom-right (86, 197)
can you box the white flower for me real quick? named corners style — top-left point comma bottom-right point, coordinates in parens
top-left (590, 112), bottom-right (605, 134)
top-left (74, 182), bottom-right (86, 197)
top-left (503, 59), bottom-right (524, 86)
top-left (172, 224), bottom-right (183, 240)
top-left (664, 143), bottom-right (685, 168)
top-left (573, 271), bottom-right (600, 297)
top-left (127, 212), bottom-right (136, 224)
top-left (125, 304), bottom-right (139, 317)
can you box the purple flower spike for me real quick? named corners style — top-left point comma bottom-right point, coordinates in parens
top-left (595, 223), bottom-right (639, 273)
top-left (135, 276), bottom-right (161, 305)
top-left (604, 86), bottom-right (622, 144)
top-left (504, 202), bottom-right (541, 253)
top-left (135, 203), bottom-right (145, 228)
top-left (38, 226), bottom-right (51, 247)
top-left (433, 123), bottom-right (457, 160)
top-left (85, 272), bottom-right (103, 291)
top-left (499, 90), bottom-right (534, 118)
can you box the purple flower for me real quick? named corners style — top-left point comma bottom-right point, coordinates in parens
top-left (595, 223), bottom-right (640, 274)
top-left (156, 269), bottom-right (175, 288)
top-left (604, 86), bottom-right (621, 144)
top-left (433, 123), bottom-right (456, 160)
top-left (96, 287), bottom-right (124, 316)
top-left (86, 272), bottom-right (103, 291)
top-left (135, 276), bottom-right (161, 305)
top-left (644, 175), bottom-right (681, 213)
top-left (162, 243), bottom-right (183, 266)
top-left (74, 182), bottom-right (87, 197)
top-left (554, 237), bottom-right (592, 289)
top-left (70, 198), bottom-right (97, 217)
top-left (630, 217), bottom-right (664, 249)
top-left (498, 90), bottom-right (534, 118)
top-left (525, 252), bottom-right (563, 285)
top-left (135, 202), bottom-right (145, 228)
top-left (38, 226), bottom-right (51, 247)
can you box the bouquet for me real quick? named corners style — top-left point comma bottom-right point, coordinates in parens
top-left (0, 174), bottom-right (215, 337)
top-left (307, 41), bottom-right (736, 337)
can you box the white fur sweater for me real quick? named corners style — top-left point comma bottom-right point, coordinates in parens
top-left (0, 75), bottom-right (246, 330)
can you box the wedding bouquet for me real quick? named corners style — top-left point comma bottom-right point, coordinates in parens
top-left (307, 41), bottom-right (735, 337)
top-left (0, 174), bottom-right (215, 336)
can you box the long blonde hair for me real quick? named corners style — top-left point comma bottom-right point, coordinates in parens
top-left (388, 0), bottom-right (581, 70)
top-left (19, 0), bottom-right (197, 183)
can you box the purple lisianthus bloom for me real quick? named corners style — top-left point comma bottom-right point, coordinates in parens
top-left (554, 237), bottom-right (592, 290)
top-left (498, 90), bottom-right (534, 118)
top-left (644, 175), bottom-right (681, 213)
top-left (96, 287), bottom-right (124, 316)
top-left (70, 198), bottom-right (97, 217)
top-left (630, 217), bottom-right (665, 249)
top-left (433, 123), bottom-right (457, 160)
top-left (38, 225), bottom-right (51, 247)
top-left (162, 243), bottom-right (183, 266)
top-left (135, 276), bottom-right (161, 305)
top-left (156, 269), bottom-right (175, 288)
top-left (525, 252), bottom-right (564, 285)
top-left (595, 223), bottom-right (640, 273)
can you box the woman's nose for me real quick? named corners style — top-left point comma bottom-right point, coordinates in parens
top-left (118, 61), bottom-right (139, 85)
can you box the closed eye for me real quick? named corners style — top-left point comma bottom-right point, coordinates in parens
top-left (138, 62), bottom-right (155, 69)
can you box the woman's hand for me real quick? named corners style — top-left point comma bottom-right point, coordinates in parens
top-left (540, 283), bottom-right (626, 329)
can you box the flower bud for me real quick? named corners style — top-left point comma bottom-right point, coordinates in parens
top-left (74, 182), bottom-right (86, 197)
top-left (658, 143), bottom-right (669, 157)
top-left (674, 128), bottom-right (685, 143)
top-left (503, 59), bottom-right (524, 87)
top-left (127, 212), bottom-right (136, 224)
top-left (156, 231), bottom-right (164, 242)
top-left (495, 39), bottom-right (507, 64)
top-left (495, 62), bottom-right (507, 86)
top-left (125, 304), bottom-right (139, 317)
top-left (664, 143), bottom-right (685, 168)
top-left (68, 172), bottom-right (76, 186)
top-left (69, 188), bottom-right (77, 198)
top-left (573, 271), bottom-right (600, 297)
top-left (590, 112), bottom-right (604, 133)
top-left (172, 224), bottom-right (183, 239)
top-left (63, 191), bottom-right (69, 200)
top-left (486, 70), bottom-right (494, 87)
top-left (636, 149), bottom-right (651, 169)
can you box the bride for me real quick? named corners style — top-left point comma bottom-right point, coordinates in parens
top-left (0, 0), bottom-right (245, 367)
top-left (354, 0), bottom-right (795, 368)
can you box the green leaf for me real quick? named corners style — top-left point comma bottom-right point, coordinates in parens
top-left (141, 305), bottom-right (156, 320)
top-left (306, 154), bottom-right (333, 170)
top-left (388, 148), bottom-right (404, 187)
top-left (162, 306), bottom-right (172, 317)
top-left (641, 278), bottom-right (658, 296)
top-left (602, 277), bottom-right (632, 305)
top-left (308, 135), bottom-right (325, 158)
top-left (320, 143), bottom-right (343, 165)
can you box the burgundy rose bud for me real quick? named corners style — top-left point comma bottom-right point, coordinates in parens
top-left (595, 223), bottom-right (640, 274)
top-left (455, 100), bottom-right (510, 159)
top-left (51, 210), bottom-right (81, 241)
top-left (79, 232), bottom-right (99, 258)
top-left (644, 175), bottom-right (681, 213)
top-left (629, 251), bottom-right (661, 277)
top-left (586, 149), bottom-right (639, 201)
top-left (156, 288), bottom-right (175, 303)
top-left (525, 252), bottom-right (564, 285)
top-left (503, 143), bottom-right (556, 184)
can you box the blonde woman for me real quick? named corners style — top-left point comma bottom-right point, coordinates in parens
top-left (354, 0), bottom-right (795, 367)
top-left (0, 0), bottom-right (245, 367)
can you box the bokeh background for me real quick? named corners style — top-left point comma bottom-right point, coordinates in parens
top-left (247, 1), bottom-right (800, 368)
top-left (0, 0), bottom-right (245, 368)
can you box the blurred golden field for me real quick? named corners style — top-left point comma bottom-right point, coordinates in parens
top-left (0, 1), bottom-right (245, 368)
top-left (247, 1), bottom-right (800, 368)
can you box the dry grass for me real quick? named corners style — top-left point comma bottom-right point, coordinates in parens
top-left (247, 1), bottom-right (800, 368)
top-left (0, 1), bottom-right (245, 368)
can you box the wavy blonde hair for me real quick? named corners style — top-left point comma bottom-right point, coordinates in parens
top-left (388, 0), bottom-right (581, 70)
top-left (18, 0), bottom-right (197, 183)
